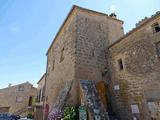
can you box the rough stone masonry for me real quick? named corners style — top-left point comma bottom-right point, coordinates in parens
top-left (43, 5), bottom-right (160, 120)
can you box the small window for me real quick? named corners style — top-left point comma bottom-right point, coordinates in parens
top-left (91, 49), bottom-right (95, 57)
top-left (36, 90), bottom-right (41, 103)
top-left (41, 86), bottom-right (45, 102)
top-left (18, 86), bottom-right (24, 91)
top-left (52, 60), bottom-right (55, 70)
top-left (152, 23), bottom-right (160, 33)
top-left (157, 42), bottom-right (160, 57)
top-left (38, 89), bottom-right (41, 102)
top-left (60, 48), bottom-right (64, 62)
top-left (118, 59), bottom-right (123, 70)
top-left (16, 97), bottom-right (23, 103)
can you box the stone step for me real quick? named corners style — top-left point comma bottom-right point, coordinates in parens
top-left (80, 80), bottom-right (110, 120)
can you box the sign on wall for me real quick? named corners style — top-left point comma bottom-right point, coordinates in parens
top-left (114, 85), bottom-right (120, 90)
top-left (131, 104), bottom-right (140, 114)
top-left (79, 106), bottom-right (87, 120)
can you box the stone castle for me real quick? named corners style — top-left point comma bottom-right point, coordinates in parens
top-left (38, 5), bottom-right (160, 120)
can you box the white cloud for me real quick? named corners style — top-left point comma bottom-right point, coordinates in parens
top-left (110, 5), bottom-right (116, 13)
top-left (10, 24), bottom-right (20, 34)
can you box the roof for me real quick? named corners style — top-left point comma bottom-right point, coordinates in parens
top-left (0, 81), bottom-right (34, 90)
top-left (37, 73), bottom-right (46, 84)
top-left (107, 11), bottom-right (160, 49)
top-left (46, 5), bottom-right (123, 55)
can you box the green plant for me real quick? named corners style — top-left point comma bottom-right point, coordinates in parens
top-left (63, 106), bottom-right (76, 120)
top-left (27, 114), bottom-right (34, 119)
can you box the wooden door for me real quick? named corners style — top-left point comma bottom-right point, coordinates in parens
top-left (96, 81), bottom-right (108, 112)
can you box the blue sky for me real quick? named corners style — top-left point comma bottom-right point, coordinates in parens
top-left (0, 0), bottom-right (159, 89)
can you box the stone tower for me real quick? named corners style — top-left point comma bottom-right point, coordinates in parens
top-left (44, 5), bottom-right (124, 115)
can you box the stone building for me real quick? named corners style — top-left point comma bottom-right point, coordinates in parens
top-left (35, 74), bottom-right (46, 120)
top-left (36, 73), bottom-right (46, 106)
top-left (106, 11), bottom-right (160, 120)
top-left (0, 82), bottom-right (37, 117)
top-left (45, 4), bottom-right (123, 107)
top-left (43, 5), bottom-right (160, 120)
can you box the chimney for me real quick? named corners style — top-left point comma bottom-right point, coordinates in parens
top-left (8, 83), bottom-right (12, 88)
top-left (109, 13), bottom-right (117, 19)
top-left (136, 17), bottom-right (148, 27)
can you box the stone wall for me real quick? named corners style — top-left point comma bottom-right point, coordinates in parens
top-left (107, 15), bottom-right (160, 120)
top-left (0, 107), bottom-right (10, 113)
top-left (45, 10), bottom-right (77, 109)
top-left (75, 8), bottom-right (123, 83)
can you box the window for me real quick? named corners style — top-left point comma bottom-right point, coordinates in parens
top-left (152, 23), bottom-right (160, 33)
top-left (52, 60), bottom-right (55, 70)
top-left (90, 43), bottom-right (95, 57)
top-left (37, 89), bottom-right (41, 102)
top-left (157, 42), bottom-right (160, 57)
top-left (60, 48), bottom-right (64, 62)
top-left (118, 59), bottom-right (123, 70)
top-left (91, 49), bottom-right (95, 57)
top-left (41, 86), bottom-right (45, 102)
top-left (16, 97), bottom-right (23, 103)
top-left (18, 86), bottom-right (24, 91)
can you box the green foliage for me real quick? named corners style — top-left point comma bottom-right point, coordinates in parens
top-left (63, 106), bottom-right (76, 120)
top-left (27, 113), bottom-right (34, 119)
